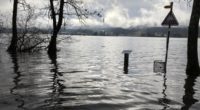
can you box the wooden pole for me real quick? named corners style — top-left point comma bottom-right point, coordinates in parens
top-left (124, 53), bottom-right (129, 74)
top-left (122, 50), bottom-right (132, 74)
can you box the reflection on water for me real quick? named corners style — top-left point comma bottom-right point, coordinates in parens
top-left (46, 53), bottom-right (66, 109)
top-left (0, 36), bottom-right (200, 109)
top-left (181, 75), bottom-right (199, 110)
top-left (9, 52), bottom-right (25, 109)
top-left (159, 72), bottom-right (169, 110)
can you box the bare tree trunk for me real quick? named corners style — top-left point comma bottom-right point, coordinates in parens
top-left (48, 0), bottom-right (64, 56)
top-left (48, 32), bottom-right (58, 56)
top-left (8, 0), bottom-right (18, 52)
top-left (186, 0), bottom-right (200, 75)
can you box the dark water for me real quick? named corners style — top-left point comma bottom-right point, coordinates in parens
top-left (0, 35), bottom-right (200, 110)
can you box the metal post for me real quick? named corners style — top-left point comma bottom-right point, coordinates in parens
top-left (170, 2), bottom-right (173, 11)
top-left (163, 2), bottom-right (173, 73)
top-left (165, 24), bottom-right (171, 73)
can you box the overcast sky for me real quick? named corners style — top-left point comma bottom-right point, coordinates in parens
top-left (0, 0), bottom-right (193, 28)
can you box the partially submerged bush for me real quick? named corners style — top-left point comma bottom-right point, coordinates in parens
top-left (17, 31), bottom-right (49, 52)
top-left (16, 5), bottom-right (49, 52)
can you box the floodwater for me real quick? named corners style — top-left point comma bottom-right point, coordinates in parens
top-left (0, 35), bottom-right (200, 110)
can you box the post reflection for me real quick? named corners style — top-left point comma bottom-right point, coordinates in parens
top-left (47, 53), bottom-right (65, 108)
top-left (9, 52), bottom-right (25, 109)
top-left (159, 72), bottom-right (170, 110)
top-left (181, 75), bottom-right (199, 110)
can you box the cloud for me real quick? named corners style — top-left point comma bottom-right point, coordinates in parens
top-left (104, 2), bottom-right (130, 28)
top-left (102, 0), bottom-right (192, 28)
top-left (0, 0), bottom-right (193, 28)
top-left (74, 0), bottom-right (192, 28)
top-left (65, 17), bottom-right (104, 29)
top-left (128, 1), bottom-right (168, 27)
top-left (0, 0), bottom-right (12, 13)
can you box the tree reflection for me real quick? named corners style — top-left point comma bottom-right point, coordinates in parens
top-left (181, 74), bottom-right (199, 110)
top-left (48, 53), bottom-right (65, 108)
top-left (9, 52), bottom-right (25, 109)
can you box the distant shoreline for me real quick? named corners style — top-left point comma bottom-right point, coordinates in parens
top-left (0, 33), bottom-right (189, 38)
top-left (69, 35), bottom-right (188, 38)
top-left (1, 26), bottom-right (200, 38)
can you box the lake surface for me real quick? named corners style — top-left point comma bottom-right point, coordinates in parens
top-left (0, 35), bottom-right (200, 110)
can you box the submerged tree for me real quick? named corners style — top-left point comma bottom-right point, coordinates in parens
top-left (48, 0), bottom-right (101, 56)
top-left (186, 0), bottom-right (200, 75)
top-left (7, 0), bottom-right (18, 52)
top-left (48, 0), bottom-right (64, 56)
top-left (7, 0), bottom-right (48, 52)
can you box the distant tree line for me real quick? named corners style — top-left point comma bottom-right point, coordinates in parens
top-left (2, 27), bottom-right (199, 38)
top-left (59, 27), bottom-right (199, 37)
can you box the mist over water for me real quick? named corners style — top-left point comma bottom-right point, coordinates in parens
top-left (0, 35), bottom-right (200, 110)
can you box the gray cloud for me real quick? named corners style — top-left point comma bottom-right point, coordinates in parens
top-left (83, 0), bottom-right (192, 28)
top-left (0, 0), bottom-right (193, 28)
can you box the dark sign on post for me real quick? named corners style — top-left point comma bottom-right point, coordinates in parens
top-left (154, 60), bottom-right (165, 73)
top-left (162, 11), bottom-right (179, 26)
